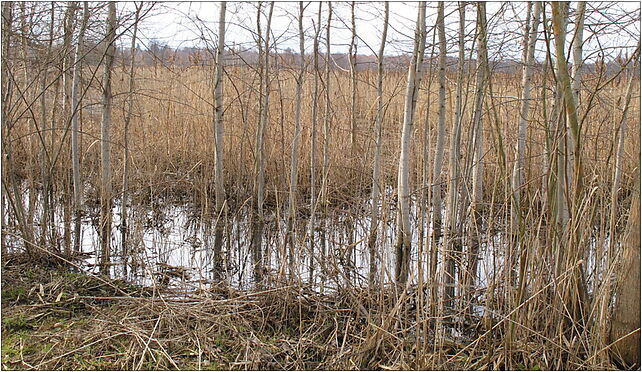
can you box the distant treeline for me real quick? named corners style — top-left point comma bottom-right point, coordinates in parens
top-left (116, 43), bottom-right (639, 76)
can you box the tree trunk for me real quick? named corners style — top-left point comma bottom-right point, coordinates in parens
top-left (570, 2), bottom-right (585, 106)
top-left (100, 1), bottom-right (117, 276)
top-left (604, 46), bottom-right (639, 364)
top-left (0, 2), bottom-right (34, 256)
top-left (463, 1), bottom-right (488, 309)
top-left (367, 2), bottom-right (389, 287)
top-left (609, 169), bottom-right (640, 369)
top-left (70, 2), bottom-right (88, 255)
top-left (62, 2), bottom-right (78, 253)
top-left (252, 1), bottom-right (274, 286)
top-left (349, 1), bottom-right (357, 156)
top-left (552, 0), bottom-right (588, 336)
top-left (470, 2), bottom-right (488, 219)
top-left (213, 1), bottom-right (227, 281)
top-left (121, 2), bottom-right (142, 278)
top-left (442, 1), bottom-right (466, 316)
top-left (320, 2), bottom-right (332, 291)
top-left (434, 1), bottom-right (449, 303)
top-left (565, 1), bottom-right (585, 204)
top-left (286, 1), bottom-right (305, 282)
top-left (553, 2), bottom-right (582, 212)
top-left (510, 0), bottom-right (541, 284)
top-left (395, 2), bottom-right (426, 285)
top-left (0, 1), bottom-right (13, 257)
top-left (38, 3), bottom-right (55, 250)
top-left (308, 2), bottom-right (322, 286)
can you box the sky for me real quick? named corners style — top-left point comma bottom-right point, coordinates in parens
top-left (117, 2), bottom-right (640, 63)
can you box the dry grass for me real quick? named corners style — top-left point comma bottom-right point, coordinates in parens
top-left (7, 63), bottom-right (638, 213)
top-left (1, 256), bottom-right (621, 370)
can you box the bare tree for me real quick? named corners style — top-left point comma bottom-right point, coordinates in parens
top-left (551, 0), bottom-right (588, 336)
top-left (70, 2), bottom-right (89, 255)
top-left (461, 1), bottom-right (489, 308)
top-left (434, 1), bottom-right (448, 300)
top-left (251, 1), bottom-right (274, 285)
top-left (213, 1), bottom-right (227, 281)
top-left (510, 0), bottom-right (541, 274)
top-left (348, 1), bottom-right (357, 156)
top-left (308, 2), bottom-right (322, 285)
top-left (100, 1), bottom-right (117, 275)
top-left (367, 2), bottom-right (388, 286)
top-left (121, 2), bottom-right (143, 277)
top-left (442, 1), bottom-right (466, 314)
top-left (38, 2), bottom-right (56, 250)
top-left (0, 2), bottom-right (32, 256)
top-left (286, 1), bottom-right (305, 281)
top-left (62, 2), bottom-right (78, 253)
top-left (320, 1), bottom-right (332, 291)
top-left (395, 1), bottom-right (426, 285)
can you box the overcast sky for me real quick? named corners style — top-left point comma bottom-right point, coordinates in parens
top-left (118, 2), bottom-right (640, 63)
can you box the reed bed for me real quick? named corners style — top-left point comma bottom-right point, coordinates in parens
top-left (6, 64), bottom-right (639, 212)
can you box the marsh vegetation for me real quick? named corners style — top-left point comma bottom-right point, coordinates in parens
top-left (1, 1), bottom-right (640, 370)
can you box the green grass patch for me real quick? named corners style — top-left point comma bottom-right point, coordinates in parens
top-left (1, 286), bottom-right (27, 304)
top-left (1, 313), bottom-right (31, 332)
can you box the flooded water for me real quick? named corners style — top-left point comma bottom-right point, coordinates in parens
top-left (2, 184), bottom-right (610, 315)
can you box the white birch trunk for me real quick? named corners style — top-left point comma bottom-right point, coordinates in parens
top-left (395, 2), bottom-right (426, 285)
top-left (571, 1), bottom-right (585, 105)
top-left (510, 1), bottom-right (541, 242)
top-left (470, 3), bottom-right (488, 213)
top-left (213, 2), bottom-right (226, 279)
